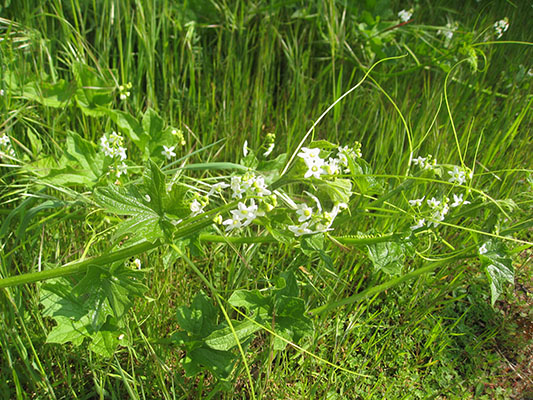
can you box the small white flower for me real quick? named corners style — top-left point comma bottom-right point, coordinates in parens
top-left (223, 217), bottom-right (242, 231)
top-left (288, 222), bottom-right (313, 237)
top-left (448, 166), bottom-right (466, 185)
top-left (190, 199), bottom-right (203, 214)
top-left (144, 194), bottom-right (151, 202)
top-left (408, 197), bottom-right (425, 207)
top-left (162, 145), bottom-right (176, 160)
top-left (427, 197), bottom-right (441, 209)
top-left (230, 176), bottom-right (244, 199)
top-left (251, 176), bottom-right (271, 196)
top-left (117, 146), bottom-right (127, 161)
top-left (0, 89), bottom-right (4, 96)
top-left (116, 162), bottom-right (128, 177)
top-left (451, 193), bottom-right (471, 208)
top-left (304, 163), bottom-right (324, 179)
top-left (208, 182), bottom-right (230, 196)
top-left (0, 135), bottom-right (10, 146)
top-left (133, 259), bottom-right (142, 269)
top-left (296, 203), bottom-right (313, 222)
top-left (411, 218), bottom-right (425, 230)
top-left (398, 9), bottom-right (412, 23)
top-left (322, 158), bottom-right (340, 176)
top-left (479, 243), bottom-right (488, 255)
top-left (494, 18), bottom-right (509, 39)
top-left (263, 143), bottom-right (275, 157)
top-left (230, 200), bottom-right (260, 225)
top-left (412, 156), bottom-right (427, 166)
top-left (243, 140), bottom-right (249, 157)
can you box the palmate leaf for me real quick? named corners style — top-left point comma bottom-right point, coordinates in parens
top-left (228, 271), bottom-right (313, 351)
top-left (367, 239), bottom-right (412, 276)
top-left (40, 263), bottom-right (147, 357)
top-left (173, 292), bottom-right (239, 380)
top-left (43, 131), bottom-right (108, 187)
top-left (479, 240), bottom-right (514, 305)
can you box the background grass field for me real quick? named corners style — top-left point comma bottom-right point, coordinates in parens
top-left (0, 0), bottom-right (532, 398)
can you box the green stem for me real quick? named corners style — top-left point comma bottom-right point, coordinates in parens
top-left (309, 254), bottom-right (472, 315)
top-left (0, 240), bottom-right (158, 289)
top-left (0, 230), bottom-right (406, 289)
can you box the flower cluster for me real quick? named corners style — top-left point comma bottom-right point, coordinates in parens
top-left (494, 18), bottom-right (509, 39)
top-left (448, 165), bottom-right (473, 185)
top-left (288, 198), bottom-right (347, 237)
top-left (297, 143), bottom-right (361, 179)
top-left (119, 82), bottom-right (132, 100)
top-left (409, 193), bottom-right (470, 230)
top-left (100, 132), bottom-right (128, 178)
top-left (412, 154), bottom-right (437, 170)
top-left (438, 21), bottom-right (458, 44)
top-left (0, 134), bottom-right (15, 159)
top-left (398, 9), bottom-right (413, 23)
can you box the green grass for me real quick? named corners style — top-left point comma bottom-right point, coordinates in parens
top-left (1, 0), bottom-right (532, 399)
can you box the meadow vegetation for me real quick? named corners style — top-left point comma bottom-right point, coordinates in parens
top-left (0, 0), bottom-right (532, 398)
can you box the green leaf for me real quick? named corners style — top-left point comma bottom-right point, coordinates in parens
top-left (94, 185), bottom-right (153, 216)
top-left (143, 160), bottom-right (165, 215)
top-left (318, 178), bottom-right (352, 204)
top-left (480, 240), bottom-right (514, 305)
top-left (176, 292), bottom-right (218, 337)
top-left (184, 348), bottom-right (236, 379)
top-left (22, 79), bottom-right (76, 108)
top-left (204, 318), bottom-right (261, 351)
top-left (104, 109), bottom-right (148, 150)
top-left (366, 240), bottom-right (406, 275)
top-left (72, 62), bottom-right (114, 117)
top-left (88, 327), bottom-right (120, 358)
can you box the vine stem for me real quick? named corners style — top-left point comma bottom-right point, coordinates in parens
top-left (0, 232), bottom-right (406, 289)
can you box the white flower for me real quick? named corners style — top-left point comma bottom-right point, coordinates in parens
top-left (479, 243), bottom-right (488, 255)
top-left (117, 146), bottom-right (127, 161)
top-left (208, 182), bottom-right (230, 196)
top-left (288, 222), bottom-right (313, 237)
top-left (0, 135), bottom-right (10, 146)
top-left (223, 217), bottom-right (242, 231)
top-left (398, 9), bottom-right (412, 23)
top-left (251, 176), bottom-right (271, 196)
top-left (427, 197), bottom-right (441, 209)
top-left (298, 147), bottom-right (321, 162)
top-left (410, 218), bottom-right (425, 230)
top-left (190, 199), bottom-right (203, 214)
top-left (243, 140), bottom-right (249, 157)
top-left (230, 200), bottom-right (260, 225)
top-left (408, 197), bottom-right (425, 207)
top-left (296, 203), bottom-right (313, 222)
top-left (448, 166), bottom-right (466, 185)
top-left (162, 145), bottom-right (176, 160)
top-left (231, 176), bottom-right (244, 198)
top-left (304, 162), bottom-right (325, 179)
top-left (0, 89), bottom-right (4, 96)
top-left (412, 156), bottom-right (427, 166)
top-left (494, 18), bottom-right (509, 39)
top-left (116, 162), bottom-right (128, 177)
top-left (322, 158), bottom-right (340, 176)
top-left (133, 259), bottom-right (142, 269)
top-left (263, 143), bottom-right (275, 157)
top-left (144, 194), bottom-right (151, 202)
top-left (451, 193), bottom-right (471, 208)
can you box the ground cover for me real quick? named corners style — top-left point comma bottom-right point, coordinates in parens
top-left (0, 1), bottom-right (532, 398)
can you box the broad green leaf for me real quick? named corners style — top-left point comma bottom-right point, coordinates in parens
top-left (104, 109), bottom-right (148, 149)
top-left (184, 348), bottom-right (236, 379)
top-left (72, 62), bottom-right (113, 117)
top-left (318, 178), bottom-right (352, 204)
top-left (143, 160), bottom-right (165, 215)
top-left (22, 79), bottom-right (75, 108)
top-left (94, 185), bottom-right (154, 216)
top-left (367, 241), bottom-right (407, 275)
top-left (88, 328), bottom-right (120, 358)
top-left (176, 291), bottom-right (218, 337)
top-left (46, 315), bottom-right (90, 346)
top-left (228, 289), bottom-right (270, 313)
top-left (205, 318), bottom-right (261, 351)
top-left (480, 240), bottom-right (514, 305)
